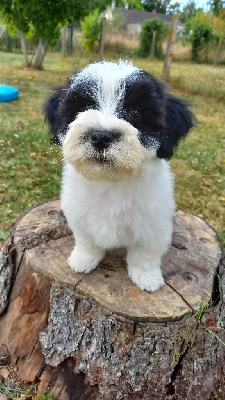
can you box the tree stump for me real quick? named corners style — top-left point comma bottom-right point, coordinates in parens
top-left (0, 199), bottom-right (224, 400)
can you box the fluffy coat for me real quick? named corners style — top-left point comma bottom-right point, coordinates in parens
top-left (44, 60), bottom-right (195, 292)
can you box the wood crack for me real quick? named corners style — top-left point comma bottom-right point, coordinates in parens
top-left (166, 282), bottom-right (194, 312)
top-left (166, 345), bottom-right (190, 396)
top-left (27, 337), bottom-right (39, 363)
top-left (73, 275), bottom-right (86, 291)
top-left (0, 244), bottom-right (26, 315)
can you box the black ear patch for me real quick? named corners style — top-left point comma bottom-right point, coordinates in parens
top-left (44, 86), bottom-right (67, 144)
top-left (157, 94), bottom-right (196, 159)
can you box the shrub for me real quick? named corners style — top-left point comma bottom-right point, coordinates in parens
top-left (185, 14), bottom-right (214, 61)
top-left (139, 18), bottom-right (168, 58)
top-left (192, 23), bottom-right (214, 61)
top-left (81, 9), bottom-right (102, 53)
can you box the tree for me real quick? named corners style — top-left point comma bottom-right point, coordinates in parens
top-left (213, 8), bottom-right (225, 64)
top-left (139, 18), bottom-right (168, 58)
top-left (86, 0), bottom-right (144, 12)
top-left (168, 2), bottom-right (181, 14)
top-left (81, 9), bottom-right (102, 53)
top-left (142, 0), bottom-right (177, 14)
top-left (191, 22), bottom-right (213, 61)
top-left (211, 0), bottom-right (224, 16)
top-left (185, 12), bottom-right (214, 61)
top-left (0, 0), bottom-right (85, 68)
top-left (180, 1), bottom-right (199, 23)
top-left (128, 0), bottom-right (145, 10)
top-left (119, 0), bottom-right (144, 10)
top-left (214, 8), bottom-right (225, 39)
top-left (86, 0), bottom-right (111, 13)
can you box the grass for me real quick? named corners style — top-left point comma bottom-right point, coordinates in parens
top-left (0, 51), bottom-right (224, 248)
top-left (133, 58), bottom-right (225, 101)
top-left (0, 50), bottom-right (224, 397)
top-left (0, 383), bottom-right (52, 399)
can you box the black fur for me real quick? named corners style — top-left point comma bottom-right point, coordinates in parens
top-left (120, 71), bottom-right (195, 159)
top-left (157, 94), bottom-right (196, 159)
top-left (44, 78), bottom-right (98, 144)
top-left (120, 71), bottom-right (166, 147)
top-left (43, 86), bottom-right (67, 144)
top-left (44, 67), bottom-right (195, 158)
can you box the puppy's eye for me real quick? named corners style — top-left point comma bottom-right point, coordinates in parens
top-left (57, 91), bottom-right (97, 129)
top-left (70, 93), bottom-right (96, 111)
top-left (118, 108), bottom-right (140, 122)
top-left (128, 109), bottom-right (141, 118)
top-left (138, 133), bottom-right (161, 150)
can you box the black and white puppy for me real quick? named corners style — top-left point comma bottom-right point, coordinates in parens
top-left (44, 60), bottom-right (195, 292)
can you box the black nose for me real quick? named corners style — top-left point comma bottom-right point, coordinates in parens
top-left (91, 131), bottom-right (120, 151)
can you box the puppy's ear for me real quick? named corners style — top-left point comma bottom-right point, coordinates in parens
top-left (157, 94), bottom-right (196, 159)
top-left (44, 86), bottom-right (67, 144)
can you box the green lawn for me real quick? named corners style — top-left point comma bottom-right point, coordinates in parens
top-left (0, 52), bottom-right (224, 246)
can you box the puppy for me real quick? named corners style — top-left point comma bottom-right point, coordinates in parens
top-left (44, 60), bottom-right (195, 292)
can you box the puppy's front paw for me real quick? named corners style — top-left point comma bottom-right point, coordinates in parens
top-left (68, 247), bottom-right (104, 274)
top-left (128, 267), bottom-right (165, 293)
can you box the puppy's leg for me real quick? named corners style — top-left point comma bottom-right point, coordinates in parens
top-left (68, 229), bottom-right (105, 274)
top-left (126, 244), bottom-right (165, 293)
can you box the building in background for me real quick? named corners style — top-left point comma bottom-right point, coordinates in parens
top-left (104, 8), bottom-right (172, 39)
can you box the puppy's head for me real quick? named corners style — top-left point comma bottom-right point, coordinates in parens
top-left (44, 60), bottom-right (195, 182)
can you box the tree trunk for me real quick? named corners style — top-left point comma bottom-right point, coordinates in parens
top-left (19, 31), bottom-right (30, 67)
top-left (74, 33), bottom-right (83, 56)
top-left (99, 17), bottom-right (107, 61)
top-left (0, 200), bottom-right (224, 400)
top-left (31, 39), bottom-right (47, 69)
top-left (214, 38), bottom-right (223, 65)
top-left (61, 26), bottom-right (67, 58)
top-left (150, 31), bottom-right (156, 60)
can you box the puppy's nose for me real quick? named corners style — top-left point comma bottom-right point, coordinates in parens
top-left (91, 131), bottom-right (120, 151)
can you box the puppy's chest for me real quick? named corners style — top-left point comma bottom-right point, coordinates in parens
top-left (79, 188), bottom-right (142, 247)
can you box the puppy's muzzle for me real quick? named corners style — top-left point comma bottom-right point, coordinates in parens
top-left (62, 109), bottom-right (145, 182)
top-left (90, 130), bottom-right (121, 151)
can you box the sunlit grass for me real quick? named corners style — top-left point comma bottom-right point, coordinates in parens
top-left (0, 51), bottom-right (224, 245)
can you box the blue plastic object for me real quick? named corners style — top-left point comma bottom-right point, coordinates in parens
top-left (0, 84), bottom-right (19, 102)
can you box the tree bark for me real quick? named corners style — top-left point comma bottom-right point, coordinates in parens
top-left (99, 17), bottom-right (106, 61)
top-left (19, 31), bottom-right (30, 67)
top-left (214, 38), bottom-right (223, 65)
top-left (0, 200), bottom-right (224, 400)
top-left (74, 33), bottom-right (83, 56)
top-left (31, 39), bottom-right (47, 69)
top-left (150, 31), bottom-right (156, 60)
top-left (61, 26), bottom-right (67, 58)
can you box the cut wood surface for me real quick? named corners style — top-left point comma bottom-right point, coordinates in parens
top-left (13, 199), bottom-right (221, 321)
top-left (0, 200), bottom-right (224, 400)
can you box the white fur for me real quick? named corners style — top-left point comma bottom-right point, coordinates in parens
top-left (61, 159), bottom-right (175, 292)
top-left (60, 61), bottom-right (176, 292)
top-left (70, 60), bottom-right (138, 115)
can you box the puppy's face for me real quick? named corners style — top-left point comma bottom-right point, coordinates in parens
top-left (45, 61), bottom-right (195, 182)
top-left (63, 109), bottom-right (146, 182)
